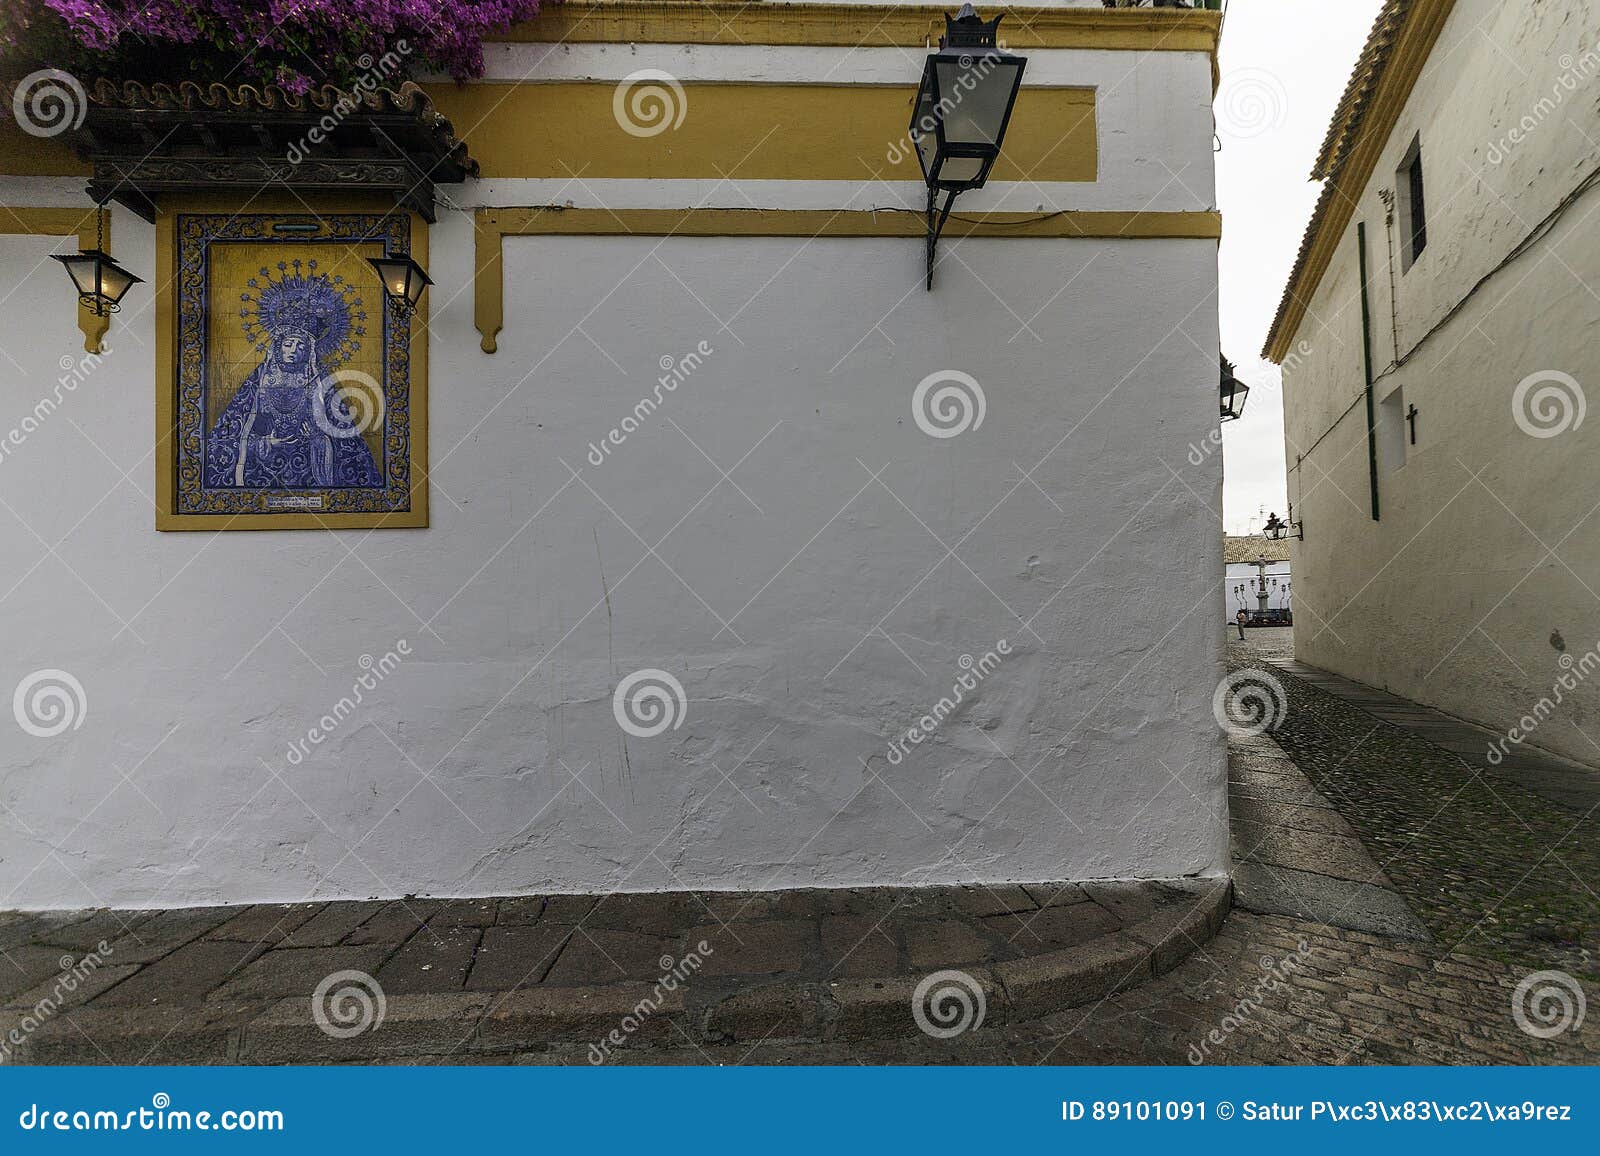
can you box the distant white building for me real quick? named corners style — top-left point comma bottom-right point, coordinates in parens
top-left (1223, 537), bottom-right (1291, 623)
top-left (1266, 0), bottom-right (1600, 766)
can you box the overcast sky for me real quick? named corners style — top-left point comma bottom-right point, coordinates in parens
top-left (1216, 0), bottom-right (1386, 534)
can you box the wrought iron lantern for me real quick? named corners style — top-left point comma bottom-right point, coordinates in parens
top-left (1220, 355), bottom-right (1249, 422)
top-left (53, 205), bottom-right (142, 316)
top-left (909, 4), bottom-right (1027, 289)
top-left (366, 252), bottom-right (433, 316)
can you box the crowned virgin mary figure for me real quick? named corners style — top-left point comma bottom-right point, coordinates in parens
top-left (204, 259), bottom-right (381, 490)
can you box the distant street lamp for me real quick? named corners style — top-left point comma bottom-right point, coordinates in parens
top-left (909, 4), bottom-right (1027, 289)
top-left (1264, 505), bottom-right (1304, 541)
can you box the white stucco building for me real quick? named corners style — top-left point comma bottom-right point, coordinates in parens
top-left (1266, 0), bottom-right (1600, 768)
top-left (0, 1), bottom-right (1228, 909)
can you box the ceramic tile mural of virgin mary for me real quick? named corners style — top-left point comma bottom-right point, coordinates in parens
top-left (161, 211), bottom-right (426, 529)
top-left (205, 259), bottom-right (383, 490)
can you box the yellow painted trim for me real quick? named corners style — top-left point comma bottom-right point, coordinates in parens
top-left (0, 205), bottom-right (113, 354)
top-left (475, 205), bottom-right (1222, 353)
top-left (497, 2), bottom-right (1222, 53)
top-left (1264, 0), bottom-right (1457, 362)
top-left (154, 194), bottom-right (429, 531)
top-left (424, 83), bottom-right (1096, 183)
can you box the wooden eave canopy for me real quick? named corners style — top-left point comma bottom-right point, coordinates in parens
top-left (65, 80), bottom-right (477, 223)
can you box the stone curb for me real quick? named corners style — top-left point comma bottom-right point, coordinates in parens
top-left (11, 879), bottom-right (1231, 1062)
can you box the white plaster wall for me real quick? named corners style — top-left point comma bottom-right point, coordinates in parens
top-left (1279, 0), bottom-right (1600, 766)
top-left (0, 220), bottom-right (1224, 909)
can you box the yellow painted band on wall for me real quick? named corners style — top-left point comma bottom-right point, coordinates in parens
top-left (495, 2), bottom-right (1223, 52)
top-left (425, 83), bottom-right (1096, 183)
top-left (474, 206), bottom-right (1223, 353)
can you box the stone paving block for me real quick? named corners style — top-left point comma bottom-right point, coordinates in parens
top-left (495, 896), bottom-right (546, 925)
top-left (1229, 795), bottom-right (1356, 836)
top-left (466, 924), bottom-right (574, 991)
top-left (940, 884), bottom-right (1039, 918)
top-left (206, 903), bottom-right (322, 945)
top-left (904, 919), bottom-right (991, 969)
top-left (1022, 883), bottom-right (1088, 909)
top-left (210, 945), bottom-right (390, 1002)
top-left (811, 888), bottom-right (905, 918)
top-left (994, 933), bottom-right (1151, 1020)
top-left (0, 945), bottom-right (90, 1004)
top-left (1082, 881), bottom-right (1168, 926)
top-left (539, 895), bottom-right (598, 923)
top-left (1126, 902), bottom-right (1214, 976)
top-left (15, 1002), bottom-right (267, 1064)
top-left (477, 985), bottom-right (685, 1050)
top-left (243, 992), bottom-right (489, 1062)
top-left (0, 913), bottom-right (81, 951)
top-left (819, 915), bottom-right (899, 978)
top-left (588, 892), bottom-right (707, 937)
top-left (100, 907), bottom-right (238, 964)
top-left (344, 899), bottom-right (440, 946)
top-left (26, 910), bottom-right (150, 951)
top-left (5, 963), bottom-right (140, 1013)
top-left (984, 901), bottom-right (1120, 951)
top-left (1231, 862), bottom-right (1429, 939)
top-left (282, 901), bottom-right (383, 947)
top-left (689, 920), bottom-right (811, 977)
top-left (93, 939), bottom-right (267, 1006)
top-left (543, 928), bottom-right (674, 985)
top-left (1233, 819), bottom-right (1391, 887)
top-left (704, 983), bottom-right (826, 1043)
top-left (375, 924), bottom-right (482, 994)
top-left (829, 970), bottom-right (1002, 1041)
top-left (1227, 779), bottom-right (1333, 807)
top-left (427, 898), bottom-right (499, 929)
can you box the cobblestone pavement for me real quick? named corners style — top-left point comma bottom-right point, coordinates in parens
top-left (1231, 628), bottom-right (1600, 982)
